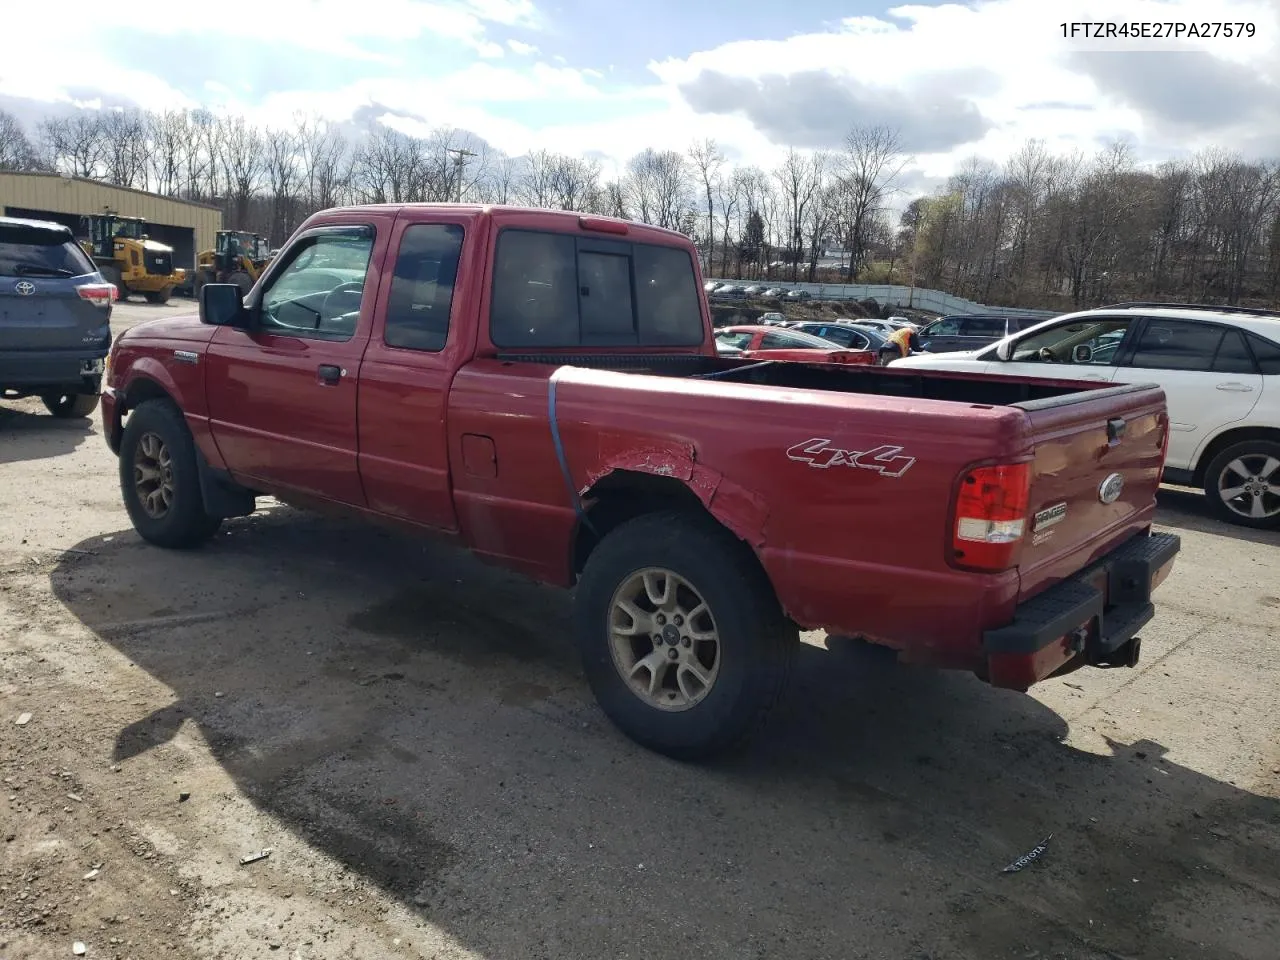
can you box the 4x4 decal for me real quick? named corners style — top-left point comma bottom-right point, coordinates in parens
top-left (785, 438), bottom-right (916, 478)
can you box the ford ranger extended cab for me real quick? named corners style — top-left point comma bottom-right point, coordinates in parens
top-left (100, 204), bottom-right (1180, 759)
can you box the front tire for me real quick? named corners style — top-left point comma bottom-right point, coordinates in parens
top-left (575, 511), bottom-right (797, 760)
top-left (228, 271), bottom-right (253, 296)
top-left (1203, 439), bottom-right (1280, 529)
top-left (42, 392), bottom-right (98, 418)
top-left (145, 287), bottom-right (172, 304)
top-left (119, 399), bottom-right (222, 548)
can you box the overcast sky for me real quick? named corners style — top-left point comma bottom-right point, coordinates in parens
top-left (2, 0), bottom-right (1278, 184)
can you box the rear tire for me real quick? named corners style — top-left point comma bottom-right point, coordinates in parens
top-left (574, 510), bottom-right (797, 760)
top-left (228, 271), bottom-right (253, 296)
top-left (145, 287), bottom-right (172, 305)
top-left (1202, 439), bottom-right (1280, 529)
top-left (119, 399), bottom-right (222, 548)
top-left (42, 392), bottom-right (99, 418)
top-left (100, 264), bottom-right (124, 300)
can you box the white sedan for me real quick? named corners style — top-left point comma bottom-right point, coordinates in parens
top-left (891, 302), bottom-right (1280, 528)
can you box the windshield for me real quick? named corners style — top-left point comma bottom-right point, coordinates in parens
top-left (765, 328), bottom-right (845, 348)
top-left (111, 219), bottom-right (145, 239)
top-left (0, 225), bottom-right (95, 277)
top-left (1011, 319), bottom-right (1130, 362)
top-left (716, 331), bottom-right (754, 350)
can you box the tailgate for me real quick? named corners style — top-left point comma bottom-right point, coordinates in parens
top-left (1016, 382), bottom-right (1168, 601)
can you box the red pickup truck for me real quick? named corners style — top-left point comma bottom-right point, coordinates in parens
top-left (101, 204), bottom-right (1180, 759)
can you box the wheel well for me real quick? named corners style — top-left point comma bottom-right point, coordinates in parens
top-left (1193, 426), bottom-right (1280, 486)
top-left (122, 377), bottom-right (173, 415)
top-left (571, 471), bottom-right (718, 578)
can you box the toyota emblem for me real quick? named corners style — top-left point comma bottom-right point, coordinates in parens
top-left (14, 280), bottom-right (35, 296)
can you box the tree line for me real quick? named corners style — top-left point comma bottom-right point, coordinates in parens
top-left (3, 106), bottom-right (1278, 309)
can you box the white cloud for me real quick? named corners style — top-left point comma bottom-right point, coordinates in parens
top-left (2, 0), bottom-right (1278, 190)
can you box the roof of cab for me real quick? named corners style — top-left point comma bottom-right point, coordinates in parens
top-left (302, 203), bottom-right (692, 244)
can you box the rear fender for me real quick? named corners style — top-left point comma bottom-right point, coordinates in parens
top-left (579, 435), bottom-right (770, 548)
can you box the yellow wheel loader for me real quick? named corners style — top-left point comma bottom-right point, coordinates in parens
top-left (194, 230), bottom-right (273, 298)
top-left (79, 214), bottom-right (187, 304)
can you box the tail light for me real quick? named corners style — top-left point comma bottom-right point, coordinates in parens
top-left (77, 282), bottom-right (117, 308)
top-left (952, 462), bottom-right (1032, 571)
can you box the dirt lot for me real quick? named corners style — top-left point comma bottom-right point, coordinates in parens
top-left (2, 298), bottom-right (1279, 959)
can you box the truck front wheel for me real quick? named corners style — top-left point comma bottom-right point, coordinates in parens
top-left (119, 399), bottom-right (222, 548)
top-left (575, 511), bottom-right (797, 760)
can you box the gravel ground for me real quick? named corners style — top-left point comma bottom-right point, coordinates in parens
top-left (2, 299), bottom-right (1278, 959)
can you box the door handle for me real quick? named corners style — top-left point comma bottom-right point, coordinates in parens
top-left (317, 364), bottom-right (342, 385)
top-left (1216, 382), bottom-right (1254, 392)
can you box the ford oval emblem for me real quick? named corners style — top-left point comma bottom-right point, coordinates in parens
top-left (1098, 472), bottom-right (1125, 504)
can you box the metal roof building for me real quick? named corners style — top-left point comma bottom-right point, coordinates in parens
top-left (0, 171), bottom-right (222, 272)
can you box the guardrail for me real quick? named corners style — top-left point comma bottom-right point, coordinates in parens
top-left (707, 278), bottom-right (1060, 319)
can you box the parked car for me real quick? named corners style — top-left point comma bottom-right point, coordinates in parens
top-left (890, 301), bottom-right (1280, 528)
top-left (714, 325), bottom-right (876, 365)
top-left (101, 204), bottom-right (1179, 759)
top-left (703, 280), bottom-right (721, 294)
top-left (847, 318), bottom-right (917, 337)
top-left (790, 321), bottom-right (892, 356)
top-left (0, 216), bottom-right (117, 418)
top-left (710, 284), bottom-right (747, 301)
top-left (916, 313), bottom-right (1041, 353)
top-left (762, 287), bottom-right (789, 298)
top-left (743, 285), bottom-right (768, 296)
top-left (784, 289), bottom-right (812, 301)
top-left (758, 312), bottom-right (788, 326)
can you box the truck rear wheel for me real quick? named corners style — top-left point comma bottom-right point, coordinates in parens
top-left (119, 399), bottom-right (222, 548)
top-left (1203, 439), bottom-right (1280, 529)
top-left (575, 510), bottom-right (797, 760)
top-left (145, 287), bottom-right (172, 305)
top-left (228, 271), bottom-right (253, 296)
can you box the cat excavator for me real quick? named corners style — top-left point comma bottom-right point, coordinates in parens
top-left (193, 230), bottom-right (273, 297)
top-left (79, 213), bottom-right (187, 304)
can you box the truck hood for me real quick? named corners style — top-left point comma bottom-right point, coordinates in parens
top-left (120, 310), bottom-right (215, 344)
top-left (890, 350), bottom-right (985, 367)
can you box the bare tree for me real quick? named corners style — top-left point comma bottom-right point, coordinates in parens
top-left (625, 148), bottom-right (693, 231)
top-left (0, 110), bottom-right (40, 171)
top-left (773, 149), bottom-right (825, 281)
top-left (836, 125), bottom-right (909, 282)
top-left (41, 113), bottom-right (106, 179)
top-left (688, 138), bottom-right (725, 271)
top-left (220, 117), bottom-right (265, 228)
top-left (99, 110), bottom-right (148, 189)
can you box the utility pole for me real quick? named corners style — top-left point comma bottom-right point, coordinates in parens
top-left (447, 148), bottom-right (477, 203)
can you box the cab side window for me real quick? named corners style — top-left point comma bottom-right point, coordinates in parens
top-left (258, 228), bottom-right (374, 342)
top-left (489, 229), bottom-right (704, 348)
top-left (384, 223), bottom-right (464, 352)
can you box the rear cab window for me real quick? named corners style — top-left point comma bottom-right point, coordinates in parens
top-left (489, 228), bottom-right (705, 349)
top-left (0, 222), bottom-right (96, 278)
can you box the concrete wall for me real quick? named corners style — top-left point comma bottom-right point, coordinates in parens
top-left (0, 172), bottom-right (221, 271)
top-left (707, 277), bottom-right (1060, 319)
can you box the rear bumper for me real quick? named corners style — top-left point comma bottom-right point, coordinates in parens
top-left (983, 531), bottom-right (1181, 690)
top-left (1, 349), bottom-right (107, 391)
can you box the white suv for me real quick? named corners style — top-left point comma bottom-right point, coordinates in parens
top-left (890, 302), bottom-right (1280, 528)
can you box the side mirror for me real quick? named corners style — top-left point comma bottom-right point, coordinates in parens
top-left (200, 283), bottom-right (252, 329)
top-left (995, 340), bottom-right (1013, 361)
top-left (1073, 344), bottom-right (1094, 363)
